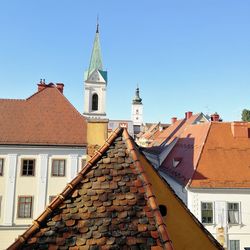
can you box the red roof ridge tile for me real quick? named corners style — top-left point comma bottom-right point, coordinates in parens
top-left (0, 98), bottom-right (25, 102)
top-left (123, 129), bottom-right (174, 250)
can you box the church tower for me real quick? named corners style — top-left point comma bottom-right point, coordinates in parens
top-left (132, 87), bottom-right (143, 133)
top-left (84, 23), bottom-right (107, 119)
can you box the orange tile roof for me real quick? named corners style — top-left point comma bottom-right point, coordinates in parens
top-left (159, 121), bottom-right (250, 188)
top-left (8, 128), bottom-right (173, 250)
top-left (159, 123), bottom-right (211, 186)
top-left (0, 85), bottom-right (87, 146)
top-left (151, 114), bottom-right (201, 148)
top-left (190, 122), bottom-right (250, 188)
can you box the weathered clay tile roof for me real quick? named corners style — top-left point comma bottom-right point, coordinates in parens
top-left (0, 85), bottom-right (87, 146)
top-left (8, 128), bottom-right (173, 250)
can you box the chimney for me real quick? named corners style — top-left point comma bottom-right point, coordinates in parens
top-left (231, 122), bottom-right (249, 138)
top-left (56, 83), bottom-right (64, 94)
top-left (211, 112), bottom-right (220, 122)
top-left (185, 111), bottom-right (193, 119)
top-left (37, 79), bottom-right (46, 92)
top-left (171, 117), bottom-right (177, 124)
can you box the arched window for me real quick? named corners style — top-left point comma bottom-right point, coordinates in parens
top-left (92, 93), bottom-right (98, 111)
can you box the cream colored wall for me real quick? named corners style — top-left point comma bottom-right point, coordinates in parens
top-left (0, 155), bottom-right (6, 225)
top-left (14, 155), bottom-right (38, 225)
top-left (0, 228), bottom-right (28, 250)
top-left (0, 146), bottom-right (86, 250)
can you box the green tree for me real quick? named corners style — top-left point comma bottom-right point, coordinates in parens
top-left (241, 109), bottom-right (250, 121)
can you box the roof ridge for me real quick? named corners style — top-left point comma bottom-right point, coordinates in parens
top-left (26, 86), bottom-right (48, 100)
top-left (7, 127), bottom-right (122, 250)
top-left (0, 98), bottom-right (25, 101)
top-left (122, 129), bottom-right (173, 250)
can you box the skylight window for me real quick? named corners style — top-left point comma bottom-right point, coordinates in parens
top-left (173, 157), bottom-right (182, 168)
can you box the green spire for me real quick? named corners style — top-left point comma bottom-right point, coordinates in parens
top-left (133, 87), bottom-right (142, 104)
top-left (88, 23), bottom-right (103, 77)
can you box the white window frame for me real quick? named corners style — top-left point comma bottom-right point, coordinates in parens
top-left (227, 202), bottom-right (241, 225)
top-left (51, 159), bottom-right (66, 177)
top-left (229, 239), bottom-right (240, 250)
top-left (201, 201), bottom-right (214, 224)
top-left (0, 158), bottom-right (4, 176)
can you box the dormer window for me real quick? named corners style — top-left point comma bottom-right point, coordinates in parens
top-left (92, 94), bottom-right (98, 111)
top-left (173, 157), bottom-right (182, 168)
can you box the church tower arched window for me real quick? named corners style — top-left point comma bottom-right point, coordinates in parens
top-left (92, 93), bottom-right (98, 111)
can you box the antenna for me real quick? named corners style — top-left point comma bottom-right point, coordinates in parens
top-left (96, 15), bottom-right (99, 33)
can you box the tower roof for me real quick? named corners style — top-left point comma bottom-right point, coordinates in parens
top-left (133, 87), bottom-right (142, 104)
top-left (88, 23), bottom-right (103, 77)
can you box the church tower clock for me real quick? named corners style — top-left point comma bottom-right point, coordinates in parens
top-left (84, 23), bottom-right (107, 119)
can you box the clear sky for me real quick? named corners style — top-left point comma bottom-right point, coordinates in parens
top-left (0, 0), bottom-right (249, 123)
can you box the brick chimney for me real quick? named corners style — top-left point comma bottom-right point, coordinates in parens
top-left (231, 122), bottom-right (249, 138)
top-left (185, 111), bottom-right (193, 119)
top-left (211, 112), bottom-right (220, 122)
top-left (171, 117), bottom-right (177, 124)
top-left (56, 83), bottom-right (64, 94)
top-left (37, 79), bottom-right (46, 92)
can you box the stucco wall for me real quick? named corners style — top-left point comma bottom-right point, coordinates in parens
top-left (0, 146), bottom-right (86, 250)
top-left (188, 189), bottom-right (250, 250)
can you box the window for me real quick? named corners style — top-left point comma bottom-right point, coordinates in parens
top-left (22, 159), bottom-right (35, 176)
top-left (159, 205), bottom-right (167, 217)
top-left (0, 196), bottom-right (2, 217)
top-left (230, 240), bottom-right (240, 250)
top-left (0, 158), bottom-right (3, 176)
top-left (228, 203), bottom-right (239, 224)
top-left (18, 196), bottom-right (32, 218)
top-left (201, 202), bottom-right (213, 224)
top-left (92, 93), bottom-right (98, 111)
top-left (52, 160), bottom-right (65, 176)
top-left (49, 196), bottom-right (56, 203)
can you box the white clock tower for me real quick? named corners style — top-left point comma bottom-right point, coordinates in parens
top-left (131, 87), bottom-right (143, 133)
top-left (84, 23), bottom-right (107, 119)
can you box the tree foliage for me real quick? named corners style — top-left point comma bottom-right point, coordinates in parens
top-left (241, 109), bottom-right (250, 122)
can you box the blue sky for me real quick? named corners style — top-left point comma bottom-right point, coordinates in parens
top-left (0, 0), bottom-right (249, 123)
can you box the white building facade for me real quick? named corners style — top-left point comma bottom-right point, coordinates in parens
top-left (0, 146), bottom-right (86, 249)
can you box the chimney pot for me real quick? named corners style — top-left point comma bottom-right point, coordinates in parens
top-left (185, 111), bottom-right (193, 119)
top-left (56, 83), bottom-right (64, 94)
top-left (211, 112), bottom-right (220, 122)
top-left (37, 79), bottom-right (46, 92)
top-left (171, 117), bottom-right (177, 124)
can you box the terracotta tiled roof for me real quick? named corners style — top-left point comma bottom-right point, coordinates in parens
top-left (8, 128), bottom-right (173, 250)
top-left (190, 122), bottom-right (250, 188)
top-left (151, 114), bottom-right (201, 148)
top-left (160, 121), bottom-right (250, 188)
top-left (159, 123), bottom-right (211, 186)
top-left (0, 86), bottom-right (87, 146)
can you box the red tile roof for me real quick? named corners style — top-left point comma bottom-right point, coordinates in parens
top-left (160, 121), bottom-right (250, 188)
top-left (8, 128), bottom-right (173, 250)
top-left (159, 123), bottom-right (211, 186)
top-left (0, 85), bottom-right (87, 146)
top-left (190, 122), bottom-right (250, 188)
top-left (151, 114), bottom-right (201, 147)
